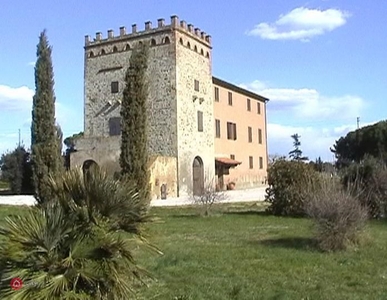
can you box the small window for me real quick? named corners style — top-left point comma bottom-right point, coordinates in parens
top-left (249, 156), bottom-right (254, 169)
top-left (109, 117), bottom-right (121, 136)
top-left (151, 39), bottom-right (156, 46)
top-left (214, 87), bottom-right (219, 102)
top-left (259, 157), bottom-right (263, 169)
top-left (113, 46), bottom-right (118, 53)
top-left (164, 37), bottom-right (170, 44)
top-left (230, 154), bottom-right (235, 160)
top-left (179, 38), bottom-right (184, 45)
top-left (227, 122), bottom-right (237, 140)
top-left (248, 127), bottom-right (252, 143)
top-left (197, 111), bottom-right (203, 132)
top-left (111, 81), bottom-right (119, 93)
top-left (258, 128), bottom-right (262, 144)
top-left (228, 92), bottom-right (233, 106)
top-left (194, 80), bottom-right (200, 92)
top-left (200, 49), bottom-right (204, 55)
top-left (194, 45), bottom-right (198, 52)
top-left (88, 51), bottom-right (95, 58)
top-left (100, 49), bottom-right (106, 55)
top-left (124, 44), bottom-right (131, 51)
top-left (257, 102), bottom-right (261, 114)
top-left (187, 41), bottom-right (191, 49)
top-left (247, 98), bottom-right (251, 111)
top-left (206, 52), bottom-right (210, 58)
top-left (215, 119), bottom-right (220, 138)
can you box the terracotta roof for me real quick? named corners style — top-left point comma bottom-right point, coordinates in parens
top-left (215, 157), bottom-right (242, 166)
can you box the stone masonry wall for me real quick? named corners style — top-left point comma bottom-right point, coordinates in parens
top-left (84, 29), bottom-right (178, 157)
top-left (174, 29), bottom-right (215, 196)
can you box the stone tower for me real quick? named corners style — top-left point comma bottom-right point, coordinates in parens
top-left (76, 16), bottom-right (215, 197)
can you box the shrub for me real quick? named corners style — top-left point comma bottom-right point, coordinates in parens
top-left (341, 156), bottom-right (387, 218)
top-left (265, 159), bottom-right (320, 217)
top-left (191, 177), bottom-right (228, 216)
top-left (306, 178), bottom-right (368, 251)
top-left (0, 167), bottom-right (158, 299)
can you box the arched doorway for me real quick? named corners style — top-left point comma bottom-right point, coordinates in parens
top-left (192, 156), bottom-right (204, 196)
top-left (82, 159), bottom-right (99, 175)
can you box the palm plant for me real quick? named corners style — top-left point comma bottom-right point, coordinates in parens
top-left (0, 167), bottom-right (159, 299)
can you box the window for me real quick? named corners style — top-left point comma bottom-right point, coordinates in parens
top-left (197, 111), bottom-right (203, 132)
top-left (230, 154), bottom-right (235, 160)
top-left (227, 122), bottom-right (237, 140)
top-left (214, 87), bottom-right (219, 102)
top-left (215, 119), bottom-right (220, 138)
top-left (257, 102), bottom-right (261, 114)
top-left (247, 98), bottom-right (251, 111)
top-left (259, 157), bottom-right (263, 169)
top-left (258, 128), bottom-right (262, 144)
top-left (248, 126), bottom-right (252, 143)
top-left (109, 117), bottom-right (121, 136)
top-left (228, 92), bottom-right (233, 106)
top-left (111, 81), bottom-right (119, 93)
top-left (249, 156), bottom-right (254, 169)
top-left (194, 79), bottom-right (200, 92)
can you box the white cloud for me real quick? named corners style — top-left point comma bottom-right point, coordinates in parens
top-left (0, 85), bottom-right (34, 111)
top-left (240, 81), bottom-right (364, 121)
top-left (246, 7), bottom-right (350, 41)
top-left (27, 61), bottom-right (36, 67)
top-left (240, 79), bottom-right (371, 160)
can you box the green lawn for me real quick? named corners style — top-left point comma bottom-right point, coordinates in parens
top-left (1, 203), bottom-right (387, 299)
top-left (0, 181), bottom-right (9, 190)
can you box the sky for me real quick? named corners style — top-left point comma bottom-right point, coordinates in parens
top-left (0, 0), bottom-right (386, 162)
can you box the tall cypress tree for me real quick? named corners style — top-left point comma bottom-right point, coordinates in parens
top-left (31, 30), bottom-right (62, 205)
top-left (120, 43), bottom-right (150, 201)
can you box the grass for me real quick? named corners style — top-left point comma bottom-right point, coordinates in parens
top-left (0, 181), bottom-right (9, 190)
top-left (2, 203), bottom-right (387, 299)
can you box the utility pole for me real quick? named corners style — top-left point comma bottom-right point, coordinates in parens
top-left (357, 117), bottom-right (360, 130)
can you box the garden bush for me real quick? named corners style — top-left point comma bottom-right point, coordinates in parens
top-left (306, 178), bottom-right (368, 251)
top-left (341, 156), bottom-right (387, 218)
top-left (0, 167), bottom-right (158, 299)
top-left (265, 159), bottom-right (320, 217)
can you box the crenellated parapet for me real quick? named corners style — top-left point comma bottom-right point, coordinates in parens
top-left (84, 15), bottom-right (212, 48)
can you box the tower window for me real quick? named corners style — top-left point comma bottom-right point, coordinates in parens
top-left (258, 128), bottom-right (262, 144)
top-left (248, 126), bottom-right (252, 143)
top-left (257, 102), bottom-right (261, 114)
top-left (197, 111), bottom-right (203, 132)
top-left (111, 81), bottom-right (119, 93)
top-left (194, 80), bottom-right (200, 92)
top-left (259, 157), bottom-right (264, 169)
top-left (247, 98), bottom-right (251, 111)
top-left (227, 122), bottom-right (237, 140)
top-left (109, 117), bottom-right (121, 136)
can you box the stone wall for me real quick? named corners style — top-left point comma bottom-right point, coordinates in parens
top-left (174, 29), bottom-right (215, 196)
top-left (84, 30), bottom-right (178, 157)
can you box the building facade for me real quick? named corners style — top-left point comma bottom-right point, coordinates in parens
top-left (70, 16), bottom-right (268, 199)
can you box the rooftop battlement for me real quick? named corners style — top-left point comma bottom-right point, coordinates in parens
top-left (85, 15), bottom-right (212, 47)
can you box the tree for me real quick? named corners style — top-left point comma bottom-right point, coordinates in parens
top-left (0, 146), bottom-right (33, 195)
top-left (0, 167), bottom-right (158, 299)
top-left (288, 133), bottom-right (308, 161)
top-left (331, 120), bottom-right (387, 169)
top-left (31, 30), bottom-right (63, 205)
top-left (120, 43), bottom-right (151, 201)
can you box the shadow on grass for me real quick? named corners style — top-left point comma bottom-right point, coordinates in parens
top-left (259, 237), bottom-right (320, 252)
top-left (223, 210), bottom-right (269, 217)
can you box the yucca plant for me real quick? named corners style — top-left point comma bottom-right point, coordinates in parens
top-left (0, 167), bottom-right (159, 299)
